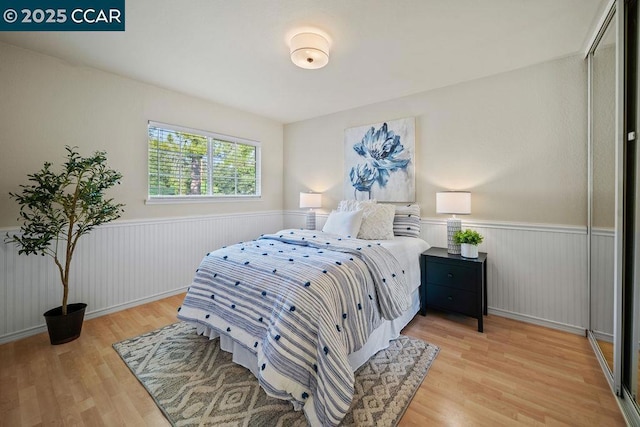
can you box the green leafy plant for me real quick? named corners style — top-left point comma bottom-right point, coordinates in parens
top-left (5, 146), bottom-right (124, 315)
top-left (454, 229), bottom-right (484, 245)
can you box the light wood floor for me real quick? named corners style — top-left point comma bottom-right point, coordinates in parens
top-left (0, 294), bottom-right (625, 426)
top-left (597, 340), bottom-right (614, 376)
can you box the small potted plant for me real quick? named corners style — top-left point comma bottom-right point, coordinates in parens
top-left (5, 146), bottom-right (124, 344)
top-left (454, 229), bottom-right (484, 258)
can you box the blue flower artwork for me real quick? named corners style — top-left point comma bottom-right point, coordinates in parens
top-left (344, 117), bottom-right (415, 202)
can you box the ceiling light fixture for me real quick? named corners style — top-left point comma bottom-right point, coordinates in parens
top-left (290, 32), bottom-right (329, 69)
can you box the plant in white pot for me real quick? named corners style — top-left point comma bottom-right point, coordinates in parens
top-left (5, 146), bottom-right (124, 344)
top-left (454, 229), bottom-right (484, 258)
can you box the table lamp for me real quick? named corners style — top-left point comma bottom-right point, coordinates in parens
top-left (436, 191), bottom-right (471, 254)
top-left (299, 191), bottom-right (322, 230)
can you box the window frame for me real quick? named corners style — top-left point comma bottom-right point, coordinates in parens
top-left (146, 121), bottom-right (261, 204)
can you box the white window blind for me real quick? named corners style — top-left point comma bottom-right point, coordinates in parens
top-left (148, 122), bottom-right (260, 199)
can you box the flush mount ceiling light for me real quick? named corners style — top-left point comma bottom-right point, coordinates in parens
top-left (290, 32), bottom-right (329, 69)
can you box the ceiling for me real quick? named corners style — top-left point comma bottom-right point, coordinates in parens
top-left (0, 0), bottom-right (608, 124)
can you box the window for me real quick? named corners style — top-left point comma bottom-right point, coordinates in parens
top-left (148, 121), bottom-right (260, 200)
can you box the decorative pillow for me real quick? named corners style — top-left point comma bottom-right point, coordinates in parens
top-left (337, 199), bottom-right (376, 212)
top-left (393, 204), bottom-right (421, 237)
top-left (322, 210), bottom-right (363, 238)
top-left (357, 203), bottom-right (396, 240)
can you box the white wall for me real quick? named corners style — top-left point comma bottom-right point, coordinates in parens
top-left (284, 55), bottom-right (591, 333)
top-left (0, 42), bottom-right (595, 340)
top-left (0, 42), bottom-right (285, 341)
top-left (284, 55), bottom-right (587, 226)
top-left (0, 42), bottom-right (284, 226)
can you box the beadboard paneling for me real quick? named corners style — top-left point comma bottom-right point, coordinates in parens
top-left (285, 211), bottom-right (589, 334)
top-left (2, 211), bottom-right (597, 343)
top-left (411, 219), bottom-right (588, 333)
top-left (0, 211), bottom-right (283, 343)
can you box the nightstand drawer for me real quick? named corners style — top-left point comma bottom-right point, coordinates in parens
top-left (425, 260), bottom-right (476, 291)
top-left (426, 284), bottom-right (477, 316)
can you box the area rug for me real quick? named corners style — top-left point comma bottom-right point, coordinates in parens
top-left (113, 322), bottom-right (439, 426)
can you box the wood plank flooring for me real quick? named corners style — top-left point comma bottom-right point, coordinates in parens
top-left (596, 340), bottom-right (614, 376)
top-left (0, 295), bottom-right (625, 426)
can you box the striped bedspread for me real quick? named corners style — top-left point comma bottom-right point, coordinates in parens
top-left (177, 229), bottom-right (410, 426)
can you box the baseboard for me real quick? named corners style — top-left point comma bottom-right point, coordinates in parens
top-left (587, 331), bottom-right (615, 393)
top-left (488, 307), bottom-right (587, 336)
top-left (1, 211), bottom-right (284, 344)
top-left (85, 285), bottom-right (188, 320)
top-left (282, 210), bottom-right (592, 334)
top-left (0, 294), bottom-right (596, 344)
top-left (591, 330), bottom-right (614, 343)
top-left (2, 211), bottom-right (594, 346)
top-left (0, 286), bottom-right (188, 344)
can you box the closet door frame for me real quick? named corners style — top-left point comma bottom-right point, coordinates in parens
top-left (615, 0), bottom-right (640, 422)
top-left (586, 0), bottom-right (617, 390)
top-left (613, 0), bottom-right (624, 401)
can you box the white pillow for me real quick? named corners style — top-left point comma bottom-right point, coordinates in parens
top-left (337, 199), bottom-right (376, 212)
top-left (322, 210), bottom-right (364, 237)
top-left (357, 203), bottom-right (396, 240)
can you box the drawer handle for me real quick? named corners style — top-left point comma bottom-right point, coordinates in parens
top-left (447, 296), bottom-right (453, 301)
top-left (447, 273), bottom-right (453, 278)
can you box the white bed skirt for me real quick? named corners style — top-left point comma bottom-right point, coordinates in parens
top-left (194, 287), bottom-right (421, 376)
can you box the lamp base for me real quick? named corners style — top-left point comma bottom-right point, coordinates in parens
top-left (447, 218), bottom-right (461, 254)
top-left (305, 210), bottom-right (316, 230)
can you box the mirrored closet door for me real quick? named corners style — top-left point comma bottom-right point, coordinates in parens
top-left (588, 0), bottom-right (640, 422)
top-left (588, 3), bottom-right (616, 379)
top-left (623, 0), bottom-right (639, 409)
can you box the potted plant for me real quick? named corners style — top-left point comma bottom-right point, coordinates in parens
top-left (454, 229), bottom-right (484, 258)
top-left (5, 146), bottom-right (124, 344)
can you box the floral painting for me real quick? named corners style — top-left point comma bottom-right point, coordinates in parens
top-left (344, 117), bottom-right (415, 202)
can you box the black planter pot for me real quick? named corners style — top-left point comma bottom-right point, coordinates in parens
top-left (43, 303), bottom-right (87, 345)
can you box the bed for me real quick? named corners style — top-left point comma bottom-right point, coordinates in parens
top-left (178, 203), bottom-right (428, 426)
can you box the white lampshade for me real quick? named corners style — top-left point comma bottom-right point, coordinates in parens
top-left (300, 192), bottom-right (322, 209)
top-left (290, 32), bottom-right (329, 69)
top-left (436, 191), bottom-right (471, 215)
top-left (436, 191), bottom-right (471, 255)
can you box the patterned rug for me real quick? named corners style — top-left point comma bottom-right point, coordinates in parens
top-left (113, 322), bottom-right (438, 426)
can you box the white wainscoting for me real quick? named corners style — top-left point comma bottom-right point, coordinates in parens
top-left (0, 211), bottom-right (284, 343)
top-left (1, 211), bottom-right (605, 343)
top-left (285, 211), bottom-right (590, 334)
